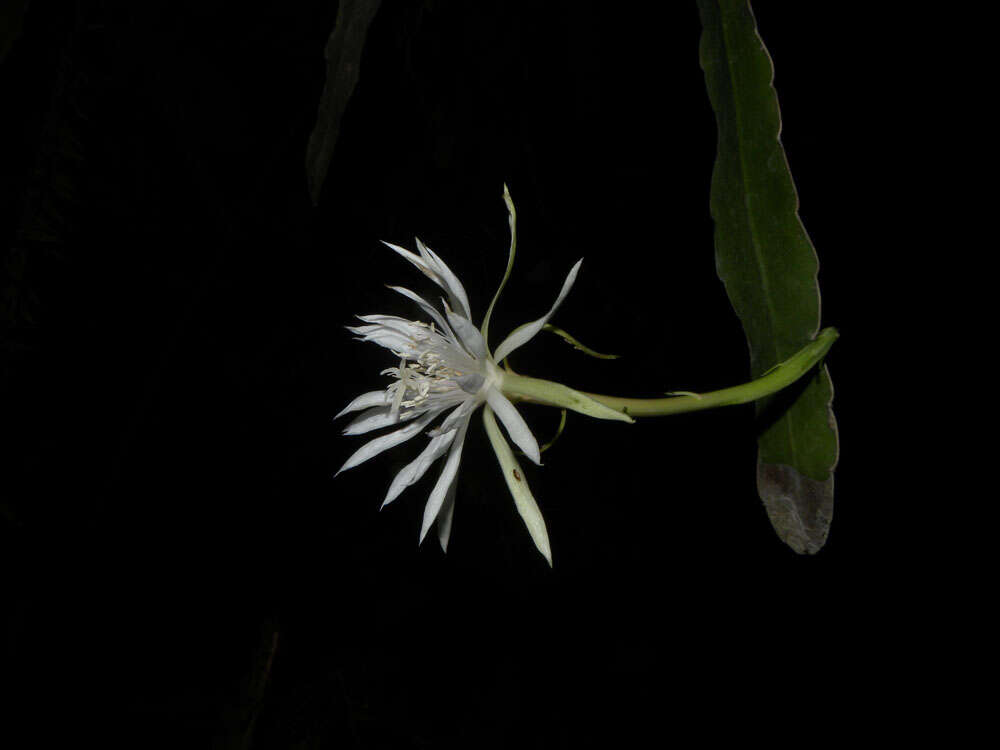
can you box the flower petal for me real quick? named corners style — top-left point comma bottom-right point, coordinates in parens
top-left (342, 404), bottom-right (430, 436)
top-left (415, 237), bottom-right (472, 320)
top-left (485, 388), bottom-right (541, 466)
top-left (436, 475), bottom-right (458, 552)
top-left (381, 240), bottom-right (435, 277)
top-left (353, 315), bottom-right (431, 342)
top-left (335, 390), bottom-right (389, 420)
top-left (386, 285), bottom-right (456, 341)
top-left (382, 401), bottom-right (474, 507)
top-left (382, 239), bottom-right (471, 321)
top-left (335, 410), bottom-right (439, 476)
top-left (430, 398), bottom-right (476, 434)
top-left (347, 325), bottom-right (418, 357)
top-left (419, 413), bottom-right (470, 543)
top-left (445, 308), bottom-right (488, 361)
top-left (492, 259), bottom-right (583, 364)
top-left (482, 405), bottom-right (552, 566)
top-left (382, 433), bottom-right (455, 508)
top-left (354, 314), bottom-right (431, 334)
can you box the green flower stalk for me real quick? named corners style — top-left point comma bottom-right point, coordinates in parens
top-left (335, 186), bottom-right (836, 565)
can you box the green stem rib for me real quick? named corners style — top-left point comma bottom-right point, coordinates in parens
top-left (575, 327), bottom-right (838, 418)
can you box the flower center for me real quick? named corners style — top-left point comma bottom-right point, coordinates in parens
top-left (382, 322), bottom-right (489, 417)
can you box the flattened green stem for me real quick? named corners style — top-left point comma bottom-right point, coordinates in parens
top-left (577, 327), bottom-right (839, 418)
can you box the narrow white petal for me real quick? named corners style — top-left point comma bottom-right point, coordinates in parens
top-left (386, 285), bottom-right (456, 341)
top-left (446, 309), bottom-right (488, 361)
top-left (382, 401), bottom-right (473, 508)
top-left (383, 431), bottom-right (456, 508)
top-left (482, 406), bottom-right (552, 566)
top-left (381, 240), bottom-right (435, 279)
top-left (415, 237), bottom-right (472, 320)
top-left (436, 474), bottom-right (458, 552)
top-left (383, 239), bottom-right (471, 321)
top-left (419, 414), bottom-right (471, 543)
top-left (492, 259), bottom-right (583, 363)
top-left (335, 411), bottom-right (438, 476)
top-left (347, 326), bottom-right (416, 355)
top-left (335, 390), bottom-right (389, 420)
top-left (485, 388), bottom-right (541, 466)
top-left (343, 404), bottom-right (428, 436)
top-left (353, 315), bottom-right (427, 341)
top-left (355, 313), bottom-right (417, 326)
top-left (435, 399), bottom-right (476, 434)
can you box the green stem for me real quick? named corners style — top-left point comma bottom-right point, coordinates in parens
top-left (577, 327), bottom-right (839, 418)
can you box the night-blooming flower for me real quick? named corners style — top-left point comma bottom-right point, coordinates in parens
top-left (335, 186), bottom-right (631, 564)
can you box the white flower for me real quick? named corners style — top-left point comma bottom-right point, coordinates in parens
top-left (336, 186), bottom-right (628, 564)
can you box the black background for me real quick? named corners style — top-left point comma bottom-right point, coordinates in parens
top-left (2, 1), bottom-right (901, 747)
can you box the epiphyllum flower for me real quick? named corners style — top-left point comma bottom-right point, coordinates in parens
top-left (335, 186), bottom-right (631, 564)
